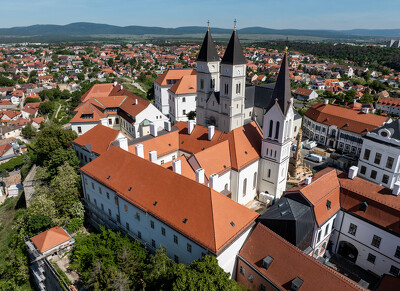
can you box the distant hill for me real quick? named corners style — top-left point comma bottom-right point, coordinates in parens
top-left (0, 22), bottom-right (399, 40)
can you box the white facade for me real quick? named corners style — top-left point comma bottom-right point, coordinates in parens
top-left (81, 172), bottom-right (254, 277)
top-left (168, 91), bottom-right (197, 124)
top-left (259, 101), bottom-right (295, 199)
top-left (358, 125), bottom-right (400, 189)
top-left (330, 211), bottom-right (400, 277)
top-left (154, 82), bottom-right (170, 115)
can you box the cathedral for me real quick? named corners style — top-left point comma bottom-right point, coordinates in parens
top-left (196, 26), bottom-right (295, 198)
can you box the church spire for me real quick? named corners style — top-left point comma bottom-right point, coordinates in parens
top-left (221, 28), bottom-right (246, 65)
top-left (271, 51), bottom-right (292, 114)
top-left (197, 26), bottom-right (219, 62)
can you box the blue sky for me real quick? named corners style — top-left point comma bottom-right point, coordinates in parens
top-left (2, 0), bottom-right (399, 30)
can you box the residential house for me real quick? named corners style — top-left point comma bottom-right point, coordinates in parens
top-left (293, 88), bottom-right (318, 101)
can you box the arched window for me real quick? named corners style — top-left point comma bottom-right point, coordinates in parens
top-left (268, 120), bottom-right (273, 137)
top-left (253, 172), bottom-right (257, 189)
top-left (224, 183), bottom-right (229, 190)
top-left (242, 178), bottom-right (247, 197)
top-left (275, 121), bottom-right (280, 139)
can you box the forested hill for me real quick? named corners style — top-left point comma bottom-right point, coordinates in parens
top-left (0, 22), bottom-right (400, 39)
top-left (260, 41), bottom-right (400, 72)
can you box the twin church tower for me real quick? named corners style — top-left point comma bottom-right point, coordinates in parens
top-left (195, 25), bottom-right (295, 198)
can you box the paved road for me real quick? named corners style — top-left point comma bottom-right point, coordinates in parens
top-left (131, 81), bottom-right (146, 93)
top-left (291, 148), bottom-right (329, 172)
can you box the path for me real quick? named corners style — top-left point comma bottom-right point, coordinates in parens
top-left (131, 81), bottom-right (146, 93)
top-left (55, 103), bottom-right (62, 120)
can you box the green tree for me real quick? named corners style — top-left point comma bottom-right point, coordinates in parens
top-left (26, 214), bottom-right (53, 236)
top-left (0, 75), bottom-right (16, 86)
top-left (187, 111), bottom-right (196, 120)
top-left (21, 123), bottom-right (37, 138)
top-left (39, 101), bottom-right (56, 114)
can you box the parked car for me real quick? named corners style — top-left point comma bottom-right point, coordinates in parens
top-left (304, 141), bottom-right (317, 150)
top-left (306, 153), bottom-right (323, 163)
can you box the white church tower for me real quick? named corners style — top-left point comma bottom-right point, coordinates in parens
top-left (196, 26), bottom-right (220, 128)
top-left (259, 50), bottom-right (295, 199)
top-left (218, 26), bottom-right (246, 133)
top-left (196, 24), bottom-right (246, 133)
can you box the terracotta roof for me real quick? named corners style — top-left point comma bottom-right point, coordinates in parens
top-left (376, 275), bottom-right (400, 291)
top-left (30, 226), bottom-right (71, 253)
top-left (305, 103), bottom-right (388, 134)
top-left (286, 168), bottom-right (341, 227)
top-left (0, 143), bottom-right (12, 157)
top-left (294, 87), bottom-right (313, 96)
top-left (155, 69), bottom-right (196, 86)
top-left (161, 155), bottom-right (197, 182)
top-left (238, 223), bottom-right (363, 290)
top-left (81, 83), bottom-right (115, 102)
top-left (174, 121), bottom-right (225, 154)
top-left (129, 130), bottom-right (179, 159)
top-left (81, 146), bottom-right (258, 253)
top-left (222, 122), bottom-right (263, 170)
top-left (70, 102), bottom-right (107, 123)
top-left (169, 74), bottom-right (197, 94)
top-left (376, 96), bottom-right (400, 107)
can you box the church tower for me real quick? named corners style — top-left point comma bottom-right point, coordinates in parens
top-left (196, 26), bottom-right (220, 128)
top-left (259, 50), bottom-right (295, 199)
top-left (218, 27), bottom-right (246, 133)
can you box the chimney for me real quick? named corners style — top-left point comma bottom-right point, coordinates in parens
top-left (208, 125), bottom-right (215, 141)
top-left (135, 144), bottom-right (144, 158)
top-left (195, 168), bottom-right (205, 184)
top-left (392, 181), bottom-right (400, 196)
top-left (188, 120), bottom-right (195, 135)
top-left (120, 85), bottom-right (123, 90)
top-left (113, 81), bottom-right (117, 87)
top-left (348, 166), bottom-right (358, 179)
top-left (305, 176), bottom-right (312, 185)
top-left (324, 99), bottom-right (329, 105)
top-left (262, 256), bottom-right (274, 270)
top-left (164, 121), bottom-right (171, 132)
top-left (362, 107), bottom-right (369, 114)
top-left (135, 98), bottom-right (138, 105)
top-left (149, 150), bottom-right (157, 163)
top-left (353, 99), bottom-right (357, 104)
top-left (117, 137), bottom-right (128, 151)
top-left (172, 159), bottom-right (181, 174)
top-left (100, 118), bottom-right (108, 126)
top-left (150, 123), bottom-right (157, 137)
top-left (209, 173), bottom-right (219, 190)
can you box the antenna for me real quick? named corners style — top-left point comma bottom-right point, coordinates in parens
top-left (207, 20), bottom-right (210, 31)
top-left (234, 19), bottom-right (237, 31)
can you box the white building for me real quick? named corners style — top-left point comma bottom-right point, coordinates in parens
top-left (80, 145), bottom-right (258, 277)
top-left (375, 96), bottom-right (400, 116)
top-left (358, 119), bottom-right (400, 189)
top-left (167, 74), bottom-right (197, 123)
top-left (154, 69), bottom-right (196, 116)
top-left (70, 82), bottom-right (168, 138)
top-left (303, 101), bottom-right (389, 156)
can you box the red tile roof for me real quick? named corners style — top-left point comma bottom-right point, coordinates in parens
top-left (169, 74), bottom-right (197, 94)
top-left (30, 226), bottom-right (71, 253)
top-left (376, 96), bottom-right (400, 107)
top-left (81, 146), bottom-right (258, 253)
top-left (155, 69), bottom-right (196, 86)
top-left (238, 223), bottom-right (363, 290)
top-left (305, 103), bottom-right (388, 134)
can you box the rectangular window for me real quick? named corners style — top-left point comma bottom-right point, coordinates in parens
top-left (395, 246), bottom-right (400, 259)
top-left (370, 170), bottom-right (377, 180)
top-left (182, 97), bottom-right (186, 102)
top-left (124, 204), bottom-right (128, 212)
top-left (108, 209), bottom-right (112, 216)
top-left (236, 83), bottom-right (241, 94)
top-left (317, 231), bottom-right (321, 242)
top-left (371, 235), bottom-right (381, 248)
top-left (116, 215), bottom-right (120, 223)
top-left (91, 182), bottom-right (95, 190)
top-left (183, 109), bottom-right (186, 115)
top-left (187, 243), bottom-right (192, 253)
top-left (138, 231), bottom-right (141, 239)
top-left (106, 192), bottom-right (110, 199)
top-left (173, 235), bottom-right (178, 244)
top-left (324, 224), bottom-right (330, 236)
top-left (348, 223), bottom-right (357, 236)
top-left (150, 220), bottom-right (154, 229)
top-left (126, 222), bottom-right (130, 231)
top-left (78, 126), bottom-right (82, 134)
top-left (84, 178), bottom-right (88, 185)
top-left (136, 212), bottom-right (140, 221)
top-left (360, 166), bottom-right (366, 175)
top-left (200, 79), bottom-right (204, 89)
top-left (363, 149), bottom-right (370, 160)
top-left (114, 197), bottom-right (118, 206)
top-left (174, 255), bottom-right (179, 263)
top-left (101, 203), bottom-right (104, 211)
top-left (108, 118), bottom-right (112, 125)
top-left (152, 239), bottom-right (156, 248)
top-left (94, 198), bottom-right (97, 206)
top-left (390, 265), bottom-right (400, 277)
top-left (161, 227), bottom-right (166, 236)
top-left (382, 174), bottom-right (389, 184)
top-left (374, 153), bottom-right (382, 165)
top-left (98, 187), bottom-right (102, 194)
top-left (386, 157), bottom-right (394, 169)
top-left (367, 253), bottom-right (376, 264)
top-left (224, 84), bottom-right (228, 95)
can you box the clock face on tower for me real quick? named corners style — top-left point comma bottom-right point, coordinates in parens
top-left (237, 68), bottom-right (242, 75)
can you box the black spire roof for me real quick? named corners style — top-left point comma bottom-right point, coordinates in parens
top-left (270, 52), bottom-right (292, 114)
top-left (196, 30), bottom-right (220, 62)
top-left (221, 30), bottom-right (246, 65)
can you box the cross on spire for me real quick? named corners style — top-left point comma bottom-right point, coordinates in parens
top-left (207, 20), bottom-right (210, 31)
top-left (234, 19), bottom-right (237, 31)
